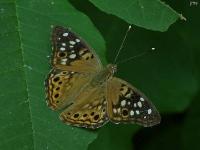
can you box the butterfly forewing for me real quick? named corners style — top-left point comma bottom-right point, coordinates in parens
top-left (107, 77), bottom-right (161, 127)
top-left (51, 26), bottom-right (102, 73)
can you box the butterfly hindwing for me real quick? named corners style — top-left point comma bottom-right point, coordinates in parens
top-left (107, 77), bottom-right (161, 127)
top-left (51, 26), bottom-right (102, 73)
top-left (60, 85), bottom-right (108, 129)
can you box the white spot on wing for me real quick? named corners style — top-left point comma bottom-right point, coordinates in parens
top-left (121, 100), bottom-right (126, 107)
top-left (130, 110), bottom-right (134, 116)
top-left (75, 39), bottom-right (80, 42)
top-left (136, 110), bottom-right (140, 115)
top-left (69, 41), bottom-right (76, 45)
top-left (140, 97), bottom-right (144, 101)
top-left (62, 58), bottom-right (68, 62)
top-left (69, 54), bottom-right (76, 59)
top-left (137, 101), bottom-right (142, 108)
top-left (134, 103), bottom-right (137, 107)
top-left (63, 32), bottom-right (68, 37)
top-left (62, 43), bottom-right (66, 46)
top-left (60, 47), bottom-right (65, 51)
top-left (113, 108), bottom-right (117, 114)
top-left (148, 109), bottom-right (152, 114)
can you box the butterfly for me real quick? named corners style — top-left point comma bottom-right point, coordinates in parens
top-left (45, 26), bottom-right (161, 129)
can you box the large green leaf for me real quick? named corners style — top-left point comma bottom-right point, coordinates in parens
top-left (0, 0), bottom-right (106, 149)
top-left (89, 0), bottom-right (183, 31)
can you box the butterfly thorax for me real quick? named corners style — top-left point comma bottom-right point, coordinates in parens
top-left (90, 64), bottom-right (117, 86)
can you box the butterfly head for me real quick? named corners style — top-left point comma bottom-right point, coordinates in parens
top-left (107, 64), bottom-right (117, 76)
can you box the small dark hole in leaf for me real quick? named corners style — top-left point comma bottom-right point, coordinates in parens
top-left (56, 101), bottom-right (59, 103)
top-left (86, 57), bottom-right (89, 60)
top-left (58, 81), bottom-right (62, 84)
top-left (90, 112), bottom-right (95, 116)
top-left (91, 55), bottom-right (94, 58)
top-left (67, 112), bottom-right (71, 115)
top-left (94, 115), bottom-right (99, 120)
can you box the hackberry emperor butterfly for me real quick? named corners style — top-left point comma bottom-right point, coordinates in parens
top-left (45, 26), bottom-right (161, 129)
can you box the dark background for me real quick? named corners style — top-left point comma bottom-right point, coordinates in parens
top-left (70, 0), bottom-right (200, 150)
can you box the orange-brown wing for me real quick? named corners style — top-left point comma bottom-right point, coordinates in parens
top-left (45, 69), bottom-right (92, 110)
top-left (107, 77), bottom-right (161, 127)
top-left (46, 26), bottom-right (103, 110)
top-left (60, 84), bottom-right (108, 129)
top-left (51, 26), bottom-right (102, 73)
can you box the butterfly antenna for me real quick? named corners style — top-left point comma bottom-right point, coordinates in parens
top-left (116, 48), bottom-right (156, 65)
top-left (113, 25), bottom-right (132, 64)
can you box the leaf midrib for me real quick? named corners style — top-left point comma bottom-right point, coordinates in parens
top-left (15, 1), bottom-right (35, 149)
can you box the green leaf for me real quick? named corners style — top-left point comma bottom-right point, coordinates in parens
top-left (89, 0), bottom-right (183, 31)
top-left (89, 123), bottom-right (140, 150)
top-left (0, 0), bottom-right (106, 149)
